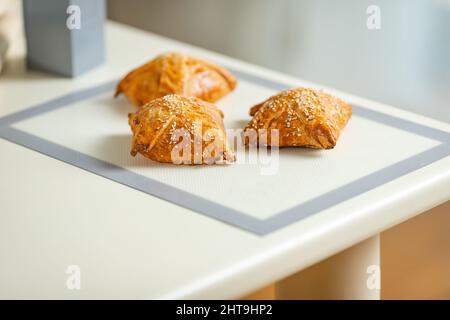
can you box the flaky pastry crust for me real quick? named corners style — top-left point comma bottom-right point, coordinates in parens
top-left (116, 52), bottom-right (237, 106)
top-left (244, 87), bottom-right (352, 149)
top-left (128, 95), bottom-right (234, 164)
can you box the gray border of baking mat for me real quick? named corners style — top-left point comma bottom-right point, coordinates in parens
top-left (0, 69), bottom-right (449, 235)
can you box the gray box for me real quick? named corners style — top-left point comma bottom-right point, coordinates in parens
top-left (23, 0), bottom-right (105, 77)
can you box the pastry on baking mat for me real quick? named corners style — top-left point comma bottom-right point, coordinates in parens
top-left (244, 87), bottom-right (352, 149)
top-left (116, 52), bottom-right (237, 106)
top-left (128, 95), bottom-right (235, 164)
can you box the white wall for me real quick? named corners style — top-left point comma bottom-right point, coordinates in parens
top-left (108, 0), bottom-right (450, 122)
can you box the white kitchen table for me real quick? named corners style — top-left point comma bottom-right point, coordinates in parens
top-left (0, 22), bottom-right (449, 299)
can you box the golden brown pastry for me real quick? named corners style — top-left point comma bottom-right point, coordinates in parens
top-left (115, 52), bottom-right (237, 106)
top-left (244, 87), bottom-right (352, 149)
top-left (128, 94), bottom-right (235, 164)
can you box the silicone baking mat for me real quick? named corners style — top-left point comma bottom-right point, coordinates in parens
top-left (0, 67), bottom-right (449, 235)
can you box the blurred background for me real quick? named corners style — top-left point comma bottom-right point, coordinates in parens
top-left (107, 0), bottom-right (450, 123)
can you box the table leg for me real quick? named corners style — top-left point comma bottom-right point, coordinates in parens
top-left (275, 235), bottom-right (380, 300)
